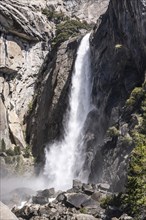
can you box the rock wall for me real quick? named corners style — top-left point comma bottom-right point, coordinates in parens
top-left (0, 0), bottom-right (52, 151)
top-left (0, 0), bottom-right (53, 177)
top-left (84, 0), bottom-right (146, 191)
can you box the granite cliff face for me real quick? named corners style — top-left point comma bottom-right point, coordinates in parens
top-left (84, 0), bottom-right (146, 191)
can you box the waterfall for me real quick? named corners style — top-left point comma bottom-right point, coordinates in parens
top-left (44, 33), bottom-right (92, 190)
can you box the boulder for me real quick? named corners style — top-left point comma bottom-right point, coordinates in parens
top-left (0, 201), bottom-right (18, 220)
top-left (64, 193), bottom-right (90, 208)
top-left (81, 198), bottom-right (98, 208)
top-left (56, 192), bottom-right (66, 202)
top-left (73, 213), bottom-right (97, 220)
top-left (105, 206), bottom-right (123, 219)
top-left (91, 191), bottom-right (102, 202)
top-left (13, 204), bottom-right (40, 218)
top-left (82, 183), bottom-right (94, 195)
top-left (32, 196), bottom-right (48, 205)
top-left (99, 183), bottom-right (110, 191)
top-left (73, 179), bottom-right (83, 191)
top-left (119, 214), bottom-right (133, 220)
top-left (37, 188), bottom-right (55, 198)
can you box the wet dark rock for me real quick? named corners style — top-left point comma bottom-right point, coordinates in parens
top-left (105, 206), bottom-right (123, 219)
top-left (56, 192), bottom-right (66, 202)
top-left (32, 196), bottom-right (48, 205)
top-left (64, 193), bottom-right (90, 208)
top-left (37, 188), bottom-right (55, 198)
top-left (82, 183), bottom-right (94, 195)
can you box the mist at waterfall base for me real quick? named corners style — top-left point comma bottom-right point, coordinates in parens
top-left (44, 33), bottom-right (92, 190)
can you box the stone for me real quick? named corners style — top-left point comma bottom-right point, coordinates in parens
top-left (73, 213), bottom-right (96, 220)
top-left (81, 198), bottom-right (98, 208)
top-left (91, 191), bottom-right (102, 202)
top-left (82, 183), bottom-right (94, 195)
top-left (37, 188), bottom-right (55, 198)
top-left (0, 201), bottom-right (18, 220)
top-left (99, 183), bottom-right (110, 191)
top-left (32, 196), bottom-right (49, 205)
top-left (73, 179), bottom-right (83, 190)
top-left (105, 206), bottom-right (123, 219)
top-left (56, 192), bottom-right (66, 202)
top-left (119, 214), bottom-right (133, 220)
top-left (64, 193), bottom-right (90, 208)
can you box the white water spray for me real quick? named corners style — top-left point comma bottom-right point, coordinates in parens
top-left (44, 33), bottom-right (92, 190)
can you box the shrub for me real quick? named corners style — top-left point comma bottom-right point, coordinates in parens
top-left (6, 148), bottom-right (15, 156)
top-left (42, 8), bottom-right (68, 24)
top-left (14, 146), bottom-right (21, 155)
top-left (80, 207), bottom-right (87, 214)
top-left (107, 126), bottom-right (120, 138)
top-left (52, 19), bottom-right (90, 46)
top-left (120, 135), bottom-right (133, 146)
top-left (23, 145), bottom-right (32, 158)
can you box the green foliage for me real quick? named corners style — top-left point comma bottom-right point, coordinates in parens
top-left (53, 19), bottom-right (90, 46)
top-left (15, 155), bottom-right (24, 174)
top-left (42, 8), bottom-right (67, 24)
top-left (126, 87), bottom-right (144, 108)
top-left (107, 126), bottom-right (120, 138)
top-left (5, 146), bottom-right (21, 156)
top-left (6, 148), bottom-right (15, 156)
top-left (100, 195), bottom-right (112, 209)
top-left (122, 82), bottom-right (146, 217)
top-left (23, 145), bottom-right (32, 158)
top-left (122, 142), bottom-right (146, 216)
top-left (80, 207), bottom-right (87, 214)
top-left (100, 194), bottom-right (123, 209)
top-left (14, 146), bottom-right (21, 155)
top-left (28, 101), bottom-right (33, 112)
top-left (120, 135), bottom-right (133, 146)
top-left (42, 7), bottom-right (90, 46)
top-left (5, 156), bottom-right (14, 164)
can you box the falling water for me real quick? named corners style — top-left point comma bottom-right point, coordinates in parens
top-left (44, 33), bottom-right (92, 190)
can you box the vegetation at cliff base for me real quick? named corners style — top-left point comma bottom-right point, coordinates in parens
top-left (123, 83), bottom-right (146, 217)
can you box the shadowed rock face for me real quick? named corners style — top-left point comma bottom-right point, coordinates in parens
top-left (83, 0), bottom-right (146, 191)
top-left (26, 38), bottom-right (79, 166)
